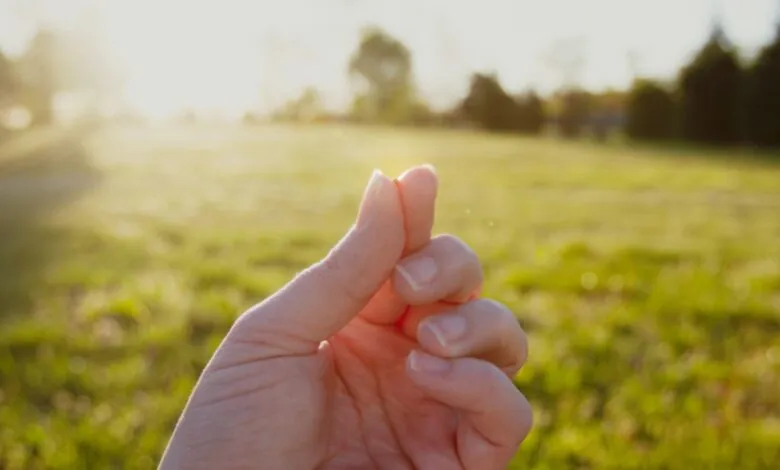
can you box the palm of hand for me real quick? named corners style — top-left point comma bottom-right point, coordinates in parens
top-left (160, 167), bottom-right (531, 470)
top-left (322, 308), bottom-right (463, 469)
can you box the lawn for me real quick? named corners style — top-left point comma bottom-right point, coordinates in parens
top-left (1, 124), bottom-right (779, 469)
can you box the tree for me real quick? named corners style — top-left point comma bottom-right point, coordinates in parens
top-left (348, 27), bottom-right (415, 124)
top-left (12, 12), bottom-right (118, 126)
top-left (408, 100), bottom-right (437, 127)
top-left (0, 49), bottom-right (17, 137)
top-left (626, 80), bottom-right (676, 141)
top-left (458, 76), bottom-right (545, 135)
top-left (678, 26), bottom-right (743, 145)
top-left (745, 24), bottom-right (780, 148)
top-left (59, 8), bottom-right (123, 116)
top-left (273, 87), bottom-right (324, 122)
top-left (17, 30), bottom-right (58, 126)
top-left (588, 89), bottom-right (629, 142)
top-left (0, 49), bottom-right (16, 109)
top-left (557, 89), bottom-right (591, 138)
top-left (541, 37), bottom-right (589, 138)
top-left (459, 73), bottom-right (520, 132)
top-left (515, 91), bottom-right (545, 135)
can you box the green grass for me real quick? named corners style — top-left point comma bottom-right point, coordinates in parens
top-left (1, 124), bottom-right (779, 469)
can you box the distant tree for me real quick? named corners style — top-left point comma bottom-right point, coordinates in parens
top-left (0, 49), bottom-right (16, 137)
top-left (11, 13), bottom-right (117, 126)
top-left (590, 89), bottom-right (628, 116)
top-left (291, 87), bottom-right (323, 122)
top-left (589, 88), bottom-right (629, 142)
top-left (242, 112), bottom-right (260, 125)
top-left (177, 109), bottom-right (198, 125)
top-left (408, 100), bottom-right (437, 126)
top-left (557, 89), bottom-right (591, 138)
top-left (0, 49), bottom-right (16, 109)
top-left (349, 94), bottom-right (372, 123)
top-left (274, 87), bottom-right (324, 122)
top-left (626, 79), bottom-right (676, 141)
top-left (678, 26), bottom-right (743, 145)
top-left (745, 25), bottom-right (780, 148)
top-left (515, 91), bottom-right (546, 135)
top-left (60, 8), bottom-right (123, 116)
top-left (439, 101), bottom-right (472, 129)
top-left (17, 30), bottom-right (58, 126)
top-left (460, 73), bottom-right (520, 132)
top-left (348, 27), bottom-right (416, 124)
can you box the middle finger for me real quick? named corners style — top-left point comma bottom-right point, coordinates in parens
top-left (392, 233), bottom-right (483, 305)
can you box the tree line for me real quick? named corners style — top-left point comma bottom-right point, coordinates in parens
top-left (319, 24), bottom-right (780, 150)
top-left (627, 25), bottom-right (780, 149)
top-left (2, 22), bottom-right (780, 150)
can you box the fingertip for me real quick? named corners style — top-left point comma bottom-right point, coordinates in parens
top-left (357, 169), bottom-right (402, 229)
top-left (421, 163), bottom-right (437, 176)
top-left (408, 356), bottom-right (532, 450)
top-left (396, 165), bottom-right (438, 254)
top-left (351, 168), bottom-right (405, 267)
top-left (249, 169), bottom-right (405, 349)
top-left (397, 164), bottom-right (438, 186)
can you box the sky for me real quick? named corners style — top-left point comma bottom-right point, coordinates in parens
top-left (1, 0), bottom-right (778, 118)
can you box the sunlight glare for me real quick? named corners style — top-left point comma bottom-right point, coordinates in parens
top-left (101, 0), bottom-right (264, 119)
top-left (34, 0), bottom-right (777, 119)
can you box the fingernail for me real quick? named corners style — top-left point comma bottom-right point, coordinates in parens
top-left (364, 169), bottom-right (385, 199)
top-left (396, 256), bottom-right (437, 291)
top-left (357, 169), bottom-right (388, 225)
top-left (409, 350), bottom-right (451, 373)
top-left (420, 315), bottom-right (467, 348)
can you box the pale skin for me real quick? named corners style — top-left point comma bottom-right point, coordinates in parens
top-left (159, 166), bottom-right (532, 470)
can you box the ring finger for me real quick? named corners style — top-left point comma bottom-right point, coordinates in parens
top-left (415, 299), bottom-right (528, 376)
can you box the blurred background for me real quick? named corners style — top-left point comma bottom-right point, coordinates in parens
top-left (1, 0), bottom-right (779, 468)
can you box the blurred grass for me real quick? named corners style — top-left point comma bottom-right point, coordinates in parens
top-left (1, 124), bottom-right (779, 469)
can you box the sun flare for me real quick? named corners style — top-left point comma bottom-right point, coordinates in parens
top-left (100, 0), bottom-right (266, 119)
top-left (5, 0), bottom-right (774, 120)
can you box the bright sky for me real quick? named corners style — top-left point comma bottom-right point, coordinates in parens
top-left (0, 0), bottom-right (778, 118)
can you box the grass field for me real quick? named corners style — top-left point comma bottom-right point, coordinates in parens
top-left (1, 124), bottom-right (779, 469)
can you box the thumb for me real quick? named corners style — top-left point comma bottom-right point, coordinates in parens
top-left (234, 170), bottom-right (405, 354)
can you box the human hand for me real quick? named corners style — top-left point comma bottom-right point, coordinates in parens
top-left (159, 166), bottom-right (532, 470)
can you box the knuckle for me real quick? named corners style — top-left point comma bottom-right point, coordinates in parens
top-left (432, 234), bottom-right (482, 281)
top-left (432, 233), bottom-right (466, 249)
top-left (478, 299), bottom-right (516, 325)
top-left (434, 234), bottom-right (478, 261)
top-left (474, 299), bottom-right (528, 367)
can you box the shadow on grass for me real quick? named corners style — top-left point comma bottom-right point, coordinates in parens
top-left (0, 130), bottom-right (101, 322)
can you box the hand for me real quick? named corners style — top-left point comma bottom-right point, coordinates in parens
top-left (159, 166), bottom-right (532, 470)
